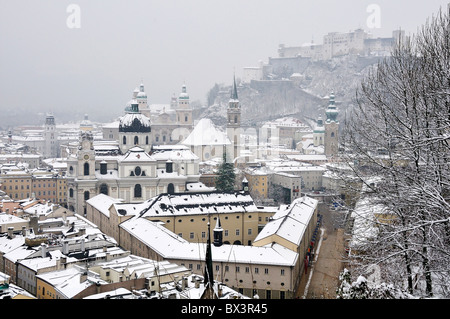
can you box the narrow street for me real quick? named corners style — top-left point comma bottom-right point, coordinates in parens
top-left (295, 202), bottom-right (347, 299)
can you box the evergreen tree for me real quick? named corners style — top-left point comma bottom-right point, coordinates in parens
top-left (215, 150), bottom-right (236, 192)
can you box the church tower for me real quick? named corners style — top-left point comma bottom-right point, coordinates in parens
top-left (226, 76), bottom-right (241, 162)
top-left (67, 131), bottom-right (97, 215)
top-left (136, 81), bottom-right (149, 115)
top-left (313, 116), bottom-right (325, 147)
top-left (324, 92), bottom-right (339, 158)
top-left (44, 113), bottom-right (58, 158)
top-left (176, 84), bottom-right (193, 127)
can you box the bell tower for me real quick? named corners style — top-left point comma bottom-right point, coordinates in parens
top-left (176, 84), bottom-right (193, 127)
top-left (226, 75), bottom-right (241, 162)
top-left (77, 131), bottom-right (96, 180)
top-left (44, 113), bottom-right (58, 158)
top-left (324, 92), bottom-right (339, 158)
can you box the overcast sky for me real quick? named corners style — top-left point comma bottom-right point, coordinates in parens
top-left (0, 0), bottom-right (448, 123)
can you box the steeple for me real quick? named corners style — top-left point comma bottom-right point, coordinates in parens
top-left (230, 74), bottom-right (239, 101)
top-left (324, 91), bottom-right (339, 157)
top-left (325, 91), bottom-right (339, 123)
top-left (227, 74), bottom-right (242, 162)
top-left (201, 220), bottom-right (217, 299)
top-left (204, 221), bottom-right (214, 286)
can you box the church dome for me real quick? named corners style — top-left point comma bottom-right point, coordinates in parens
top-left (119, 100), bottom-right (151, 133)
top-left (119, 113), bottom-right (151, 133)
top-left (137, 91), bottom-right (147, 98)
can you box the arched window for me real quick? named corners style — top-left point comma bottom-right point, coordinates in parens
top-left (123, 136), bottom-right (127, 145)
top-left (69, 188), bottom-right (74, 198)
top-left (84, 162), bottom-right (89, 176)
top-left (331, 132), bottom-right (335, 137)
top-left (134, 136), bottom-right (139, 145)
top-left (167, 183), bottom-right (175, 194)
top-left (234, 115), bottom-right (238, 123)
top-left (99, 184), bottom-right (108, 195)
top-left (146, 136), bottom-right (149, 145)
top-left (69, 166), bottom-right (73, 175)
top-left (84, 191), bottom-right (90, 201)
top-left (134, 184), bottom-right (142, 198)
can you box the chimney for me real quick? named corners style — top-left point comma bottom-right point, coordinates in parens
top-left (40, 243), bottom-right (47, 258)
top-left (195, 276), bottom-right (201, 289)
top-left (182, 275), bottom-right (188, 290)
top-left (62, 240), bottom-right (69, 254)
top-left (78, 228), bottom-right (86, 236)
top-left (7, 227), bottom-right (14, 239)
top-left (80, 238), bottom-right (85, 252)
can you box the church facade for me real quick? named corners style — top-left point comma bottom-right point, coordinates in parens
top-left (66, 82), bottom-right (199, 215)
top-left (104, 82), bottom-right (194, 147)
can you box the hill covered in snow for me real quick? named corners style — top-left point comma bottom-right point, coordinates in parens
top-left (198, 54), bottom-right (385, 128)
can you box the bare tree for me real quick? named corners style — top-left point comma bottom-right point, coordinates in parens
top-left (339, 6), bottom-right (450, 298)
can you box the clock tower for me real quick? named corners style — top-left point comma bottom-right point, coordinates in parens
top-left (67, 131), bottom-right (97, 215)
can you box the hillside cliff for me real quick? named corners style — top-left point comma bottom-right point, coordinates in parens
top-left (198, 54), bottom-right (385, 128)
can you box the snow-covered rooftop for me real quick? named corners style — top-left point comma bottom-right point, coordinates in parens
top-left (182, 118), bottom-right (231, 146)
top-left (139, 192), bottom-right (257, 218)
top-left (254, 196), bottom-right (318, 246)
top-left (120, 217), bottom-right (298, 267)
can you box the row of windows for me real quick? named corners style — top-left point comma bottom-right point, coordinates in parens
top-left (160, 214), bottom-right (267, 225)
top-left (3, 183), bottom-right (65, 191)
top-left (185, 228), bottom-right (252, 239)
top-left (72, 183), bottom-right (176, 200)
top-left (123, 136), bottom-right (150, 145)
top-left (183, 263), bottom-right (283, 276)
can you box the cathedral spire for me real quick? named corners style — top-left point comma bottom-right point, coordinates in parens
top-left (201, 220), bottom-right (217, 299)
top-left (230, 74), bottom-right (239, 100)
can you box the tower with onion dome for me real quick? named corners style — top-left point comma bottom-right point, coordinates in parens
top-left (324, 91), bottom-right (339, 157)
top-left (176, 84), bottom-right (193, 127)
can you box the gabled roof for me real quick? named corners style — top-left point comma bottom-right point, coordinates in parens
top-left (139, 191), bottom-right (257, 218)
top-left (118, 146), bottom-right (155, 163)
top-left (254, 196), bottom-right (318, 246)
top-left (86, 194), bottom-right (124, 218)
top-left (120, 216), bottom-right (298, 267)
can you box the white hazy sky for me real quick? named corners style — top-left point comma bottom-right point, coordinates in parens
top-left (0, 0), bottom-right (448, 122)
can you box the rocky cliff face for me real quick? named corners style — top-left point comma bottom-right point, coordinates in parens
top-left (198, 54), bottom-right (384, 128)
